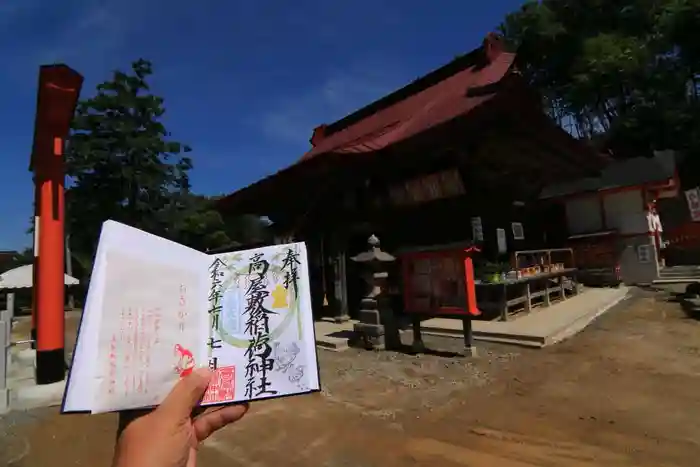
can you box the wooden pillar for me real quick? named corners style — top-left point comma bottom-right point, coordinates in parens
top-left (524, 283), bottom-right (532, 312)
top-left (543, 277), bottom-right (552, 307)
top-left (35, 136), bottom-right (67, 384)
top-left (333, 251), bottom-right (350, 323)
top-left (500, 283), bottom-right (508, 321)
top-left (307, 235), bottom-right (325, 321)
top-left (560, 276), bottom-right (567, 300)
top-left (323, 230), bottom-right (350, 323)
top-left (31, 65), bottom-right (83, 385)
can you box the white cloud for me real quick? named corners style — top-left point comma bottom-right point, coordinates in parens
top-left (257, 62), bottom-right (408, 146)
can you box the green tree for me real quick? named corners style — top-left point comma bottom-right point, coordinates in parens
top-left (165, 195), bottom-right (273, 252)
top-left (1, 247), bottom-right (34, 273)
top-left (64, 59), bottom-right (274, 278)
top-left (162, 193), bottom-right (231, 251)
top-left (500, 0), bottom-right (700, 164)
top-left (65, 59), bottom-right (194, 270)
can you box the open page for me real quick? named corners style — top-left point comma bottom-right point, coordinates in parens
top-left (63, 222), bottom-right (320, 413)
top-left (202, 243), bottom-right (320, 405)
top-left (62, 221), bottom-right (210, 414)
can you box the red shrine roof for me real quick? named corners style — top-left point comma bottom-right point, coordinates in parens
top-left (219, 33), bottom-right (597, 214)
top-left (301, 33), bottom-right (514, 161)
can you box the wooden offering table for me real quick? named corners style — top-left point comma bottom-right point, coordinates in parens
top-left (476, 248), bottom-right (580, 321)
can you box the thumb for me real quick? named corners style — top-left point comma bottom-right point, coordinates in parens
top-left (157, 368), bottom-right (212, 422)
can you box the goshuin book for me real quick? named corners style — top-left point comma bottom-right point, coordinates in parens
top-left (62, 220), bottom-right (321, 414)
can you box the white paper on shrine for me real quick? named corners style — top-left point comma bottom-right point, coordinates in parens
top-left (201, 245), bottom-right (318, 405)
top-left (62, 221), bottom-right (320, 414)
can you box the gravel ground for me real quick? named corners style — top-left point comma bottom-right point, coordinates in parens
top-left (0, 408), bottom-right (49, 465)
top-left (3, 287), bottom-right (700, 466)
top-left (317, 340), bottom-right (520, 419)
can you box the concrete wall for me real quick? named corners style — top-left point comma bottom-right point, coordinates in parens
top-left (606, 189), bottom-right (660, 284)
top-left (1, 293), bottom-right (14, 413)
top-left (619, 235), bottom-right (659, 284)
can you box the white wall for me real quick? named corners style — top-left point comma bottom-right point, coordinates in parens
top-left (619, 236), bottom-right (660, 284)
top-left (565, 195), bottom-right (602, 234)
top-left (603, 190), bottom-right (647, 234)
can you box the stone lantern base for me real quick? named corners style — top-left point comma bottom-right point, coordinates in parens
top-left (353, 296), bottom-right (402, 351)
top-left (353, 309), bottom-right (385, 350)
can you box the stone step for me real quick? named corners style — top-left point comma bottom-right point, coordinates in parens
top-left (660, 271), bottom-right (700, 278)
top-left (315, 337), bottom-right (350, 352)
top-left (661, 267), bottom-right (700, 275)
top-left (419, 287), bottom-right (628, 349)
top-left (657, 267), bottom-right (700, 283)
top-left (417, 327), bottom-right (545, 348)
top-left (653, 278), bottom-right (700, 284)
top-left (7, 363), bottom-right (34, 383)
top-left (10, 380), bottom-right (66, 411)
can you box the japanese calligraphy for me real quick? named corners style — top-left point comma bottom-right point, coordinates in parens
top-left (243, 252), bottom-right (278, 399)
top-left (207, 257), bottom-right (226, 371)
top-left (114, 306), bottom-right (161, 397)
top-left (281, 247), bottom-right (301, 299)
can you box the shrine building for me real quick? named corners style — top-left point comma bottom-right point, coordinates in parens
top-left (218, 33), bottom-right (603, 322)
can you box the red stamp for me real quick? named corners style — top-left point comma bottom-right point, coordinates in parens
top-left (202, 366), bottom-right (236, 404)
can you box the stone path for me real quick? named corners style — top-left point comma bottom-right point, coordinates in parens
top-left (421, 286), bottom-right (629, 347)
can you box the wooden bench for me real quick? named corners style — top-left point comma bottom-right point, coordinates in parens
top-left (476, 269), bottom-right (580, 321)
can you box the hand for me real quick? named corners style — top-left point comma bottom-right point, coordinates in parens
top-left (112, 368), bottom-right (249, 467)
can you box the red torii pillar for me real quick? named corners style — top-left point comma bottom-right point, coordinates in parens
top-left (462, 245), bottom-right (482, 318)
top-left (30, 64), bottom-right (83, 385)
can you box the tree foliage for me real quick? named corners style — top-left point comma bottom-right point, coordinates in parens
top-left (1, 248), bottom-right (33, 273)
top-left (65, 59), bottom-right (270, 275)
top-left (66, 59), bottom-right (194, 263)
top-left (500, 0), bottom-right (700, 164)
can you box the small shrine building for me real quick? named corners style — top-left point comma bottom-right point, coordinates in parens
top-left (540, 151), bottom-right (683, 284)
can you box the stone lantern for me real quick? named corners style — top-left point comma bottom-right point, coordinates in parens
top-left (351, 235), bottom-right (396, 350)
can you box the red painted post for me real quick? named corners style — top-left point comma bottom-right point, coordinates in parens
top-left (461, 246), bottom-right (481, 356)
top-left (463, 246), bottom-right (481, 317)
top-left (30, 65), bottom-right (83, 385)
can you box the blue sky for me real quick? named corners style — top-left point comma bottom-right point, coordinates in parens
top-left (0, 0), bottom-right (526, 250)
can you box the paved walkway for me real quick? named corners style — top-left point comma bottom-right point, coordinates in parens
top-left (421, 286), bottom-right (629, 347)
top-left (315, 319), bottom-right (355, 351)
top-left (6, 312), bottom-right (82, 412)
top-left (314, 287), bottom-right (629, 350)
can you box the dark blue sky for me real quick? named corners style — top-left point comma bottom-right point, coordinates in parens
top-left (0, 0), bottom-right (525, 250)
